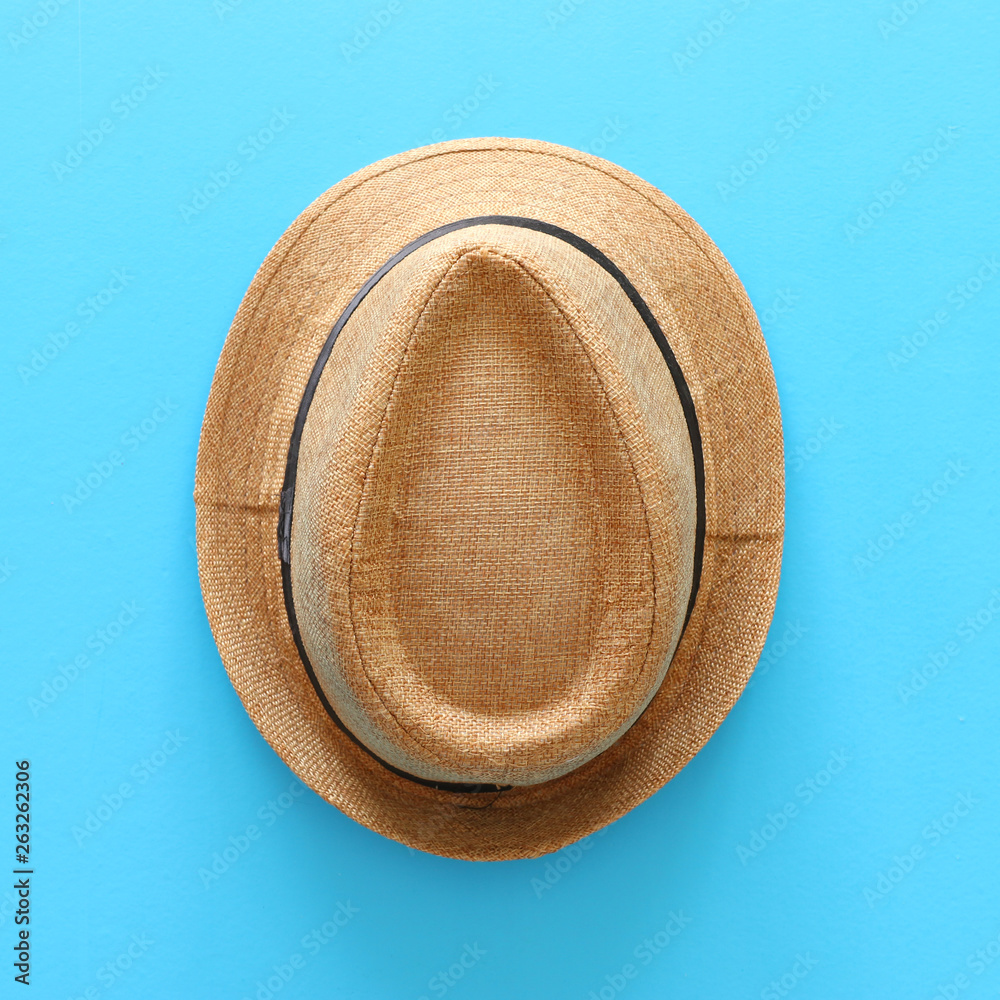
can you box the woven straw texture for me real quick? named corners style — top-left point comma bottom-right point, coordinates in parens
top-left (293, 224), bottom-right (696, 787)
top-left (195, 138), bottom-right (783, 861)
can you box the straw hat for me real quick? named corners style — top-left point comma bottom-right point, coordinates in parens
top-left (195, 137), bottom-right (783, 861)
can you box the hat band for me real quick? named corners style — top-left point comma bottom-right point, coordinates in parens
top-left (277, 216), bottom-right (706, 793)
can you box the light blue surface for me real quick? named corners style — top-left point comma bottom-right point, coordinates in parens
top-left (2, 1), bottom-right (998, 997)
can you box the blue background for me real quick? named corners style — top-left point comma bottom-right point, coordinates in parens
top-left (2, 1), bottom-right (998, 997)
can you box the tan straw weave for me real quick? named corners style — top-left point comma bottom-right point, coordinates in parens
top-left (194, 137), bottom-right (783, 861)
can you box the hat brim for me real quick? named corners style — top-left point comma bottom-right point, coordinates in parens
top-left (194, 137), bottom-right (783, 861)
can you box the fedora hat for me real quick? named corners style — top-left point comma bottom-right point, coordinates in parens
top-left (195, 137), bottom-right (783, 861)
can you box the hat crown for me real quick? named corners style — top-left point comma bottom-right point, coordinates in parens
top-left (290, 224), bottom-right (697, 786)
